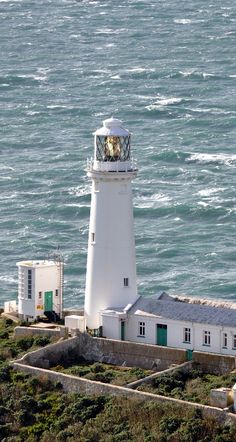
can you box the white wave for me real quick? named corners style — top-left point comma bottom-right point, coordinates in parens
top-left (174, 19), bottom-right (193, 24)
top-left (198, 201), bottom-right (209, 207)
top-left (95, 28), bottom-right (126, 35)
top-left (187, 153), bottom-right (236, 167)
top-left (26, 111), bottom-right (40, 115)
top-left (0, 164), bottom-right (15, 171)
top-left (126, 67), bottom-right (155, 73)
top-left (179, 70), bottom-right (195, 77)
top-left (198, 188), bottom-right (225, 197)
top-left (136, 193), bottom-right (171, 208)
top-left (18, 73), bottom-right (47, 81)
top-left (146, 97), bottom-right (183, 110)
top-left (65, 203), bottom-right (90, 208)
top-left (68, 185), bottom-right (90, 197)
top-left (0, 193), bottom-right (17, 200)
top-left (110, 75), bottom-right (120, 80)
top-left (0, 275), bottom-right (17, 284)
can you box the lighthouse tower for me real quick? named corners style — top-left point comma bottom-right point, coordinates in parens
top-left (84, 117), bottom-right (138, 329)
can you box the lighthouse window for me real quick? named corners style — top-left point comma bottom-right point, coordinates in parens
top-left (38, 291), bottom-right (42, 300)
top-left (55, 289), bottom-right (59, 297)
top-left (96, 135), bottom-right (130, 162)
top-left (138, 321), bottom-right (146, 337)
top-left (124, 277), bottom-right (129, 287)
top-left (27, 269), bottom-right (32, 299)
top-left (91, 233), bottom-right (95, 243)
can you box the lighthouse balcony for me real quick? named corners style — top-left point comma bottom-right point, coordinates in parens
top-left (87, 158), bottom-right (138, 173)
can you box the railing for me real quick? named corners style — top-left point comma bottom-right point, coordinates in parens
top-left (86, 157), bottom-right (138, 173)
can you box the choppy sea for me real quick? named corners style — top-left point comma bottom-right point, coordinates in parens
top-left (1, 0), bottom-right (236, 308)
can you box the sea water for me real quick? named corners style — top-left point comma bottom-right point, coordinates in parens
top-left (1, 0), bottom-right (236, 308)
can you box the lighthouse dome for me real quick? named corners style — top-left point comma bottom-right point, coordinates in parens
top-left (94, 117), bottom-right (129, 137)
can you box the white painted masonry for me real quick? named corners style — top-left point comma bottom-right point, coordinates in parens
top-left (17, 260), bottom-right (63, 320)
top-left (101, 293), bottom-right (236, 356)
top-left (84, 118), bottom-right (138, 329)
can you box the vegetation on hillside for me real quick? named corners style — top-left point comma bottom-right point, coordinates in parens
top-left (1, 317), bottom-right (236, 441)
top-left (52, 359), bottom-right (152, 386)
top-left (137, 367), bottom-right (236, 405)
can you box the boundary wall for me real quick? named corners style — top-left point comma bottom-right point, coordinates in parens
top-left (12, 332), bottom-right (236, 426)
top-left (13, 361), bottom-right (236, 426)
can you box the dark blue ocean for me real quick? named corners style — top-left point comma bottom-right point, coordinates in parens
top-left (1, 0), bottom-right (236, 308)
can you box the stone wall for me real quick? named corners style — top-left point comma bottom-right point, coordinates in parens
top-left (126, 361), bottom-right (193, 389)
top-left (14, 330), bottom-right (236, 374)
top-left (193, 351), bottom-right (236, 375)
top-left (17, 337), bottom-right (78, 369)
top-left (77, 332), bottom-right (187, 370)
top-left (13, 361), bottom-right (236, 426)
top-left (14, 326), bottom-right (68, 339)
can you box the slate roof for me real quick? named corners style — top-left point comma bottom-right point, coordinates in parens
top-left (128, 293), bottom-right (236, 328)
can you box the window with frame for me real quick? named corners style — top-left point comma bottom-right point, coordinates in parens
top-left (38, 291), bottom-right (42, 300)
top-left (184, 328), bottom-right (191, 343)
top-left (55, 289), bottom-right (59, 297)
top-left (91, 233), bottom-right (95, 243)
top-left (222, 332), bottom-right (227, 348)
top-left (203, 330), bottom-right (211, 346)
top-left (124, 277), bottom-right (129, 287)
top-left (139, 321), bottom-right (145, 337)
top-left (28, 269), bottom-right (32, 299)
top-left (233, 334), bottom-right (236, 349)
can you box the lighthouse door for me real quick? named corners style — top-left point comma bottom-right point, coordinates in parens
top-left (156, 324), bottom-right (167, 346)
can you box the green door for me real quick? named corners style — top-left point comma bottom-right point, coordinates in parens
top-left (156, 324), bottom-right (167, 346)
top-left (44, 291), bottom-right (53, 311)
top-left (186, 349), bottom-right (193, 361)
top-left (121, 321), bottom-right (125, 341)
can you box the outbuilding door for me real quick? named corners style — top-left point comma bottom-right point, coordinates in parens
top-left (156, 324), bottom-right (167, 346)
top-left (44, 291), bottom-right (53, 311)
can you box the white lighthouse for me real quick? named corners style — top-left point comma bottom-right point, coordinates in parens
top-left (84, 117), bottom-right (138, 329)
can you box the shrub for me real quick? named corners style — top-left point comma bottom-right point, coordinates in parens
top-left (91, 362), bottom-right (105, 373)
top-left (34, 336), bottom-right (51, 347)
top-left (0, 365), bottom-right (11, 382)
top-left (129, 367), bottom-right (147, 379)
top-left (15, 337), bottom-right (34, 351)
top-left (0, 331), bottom-right (9, 339)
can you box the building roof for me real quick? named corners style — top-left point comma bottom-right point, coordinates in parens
top-left (16, 260), bottom-right (58, 268)
top-left (128, 293), bottom-right (236, 328)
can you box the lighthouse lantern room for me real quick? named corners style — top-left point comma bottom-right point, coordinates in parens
top-left (84, 117), bottom-right (138, 330)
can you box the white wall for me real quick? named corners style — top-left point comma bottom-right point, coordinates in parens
top-left (85, 175), bottom-right (137, 329)
top-left (18, 263), bottom-right (62, 320)
top-left (104, 311), bottom-right (236, 357)
top-left (102, 314), bottom-right (121, 340)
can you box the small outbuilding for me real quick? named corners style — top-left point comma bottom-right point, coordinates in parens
top-left (17, 259), bottom-right (63, 322)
